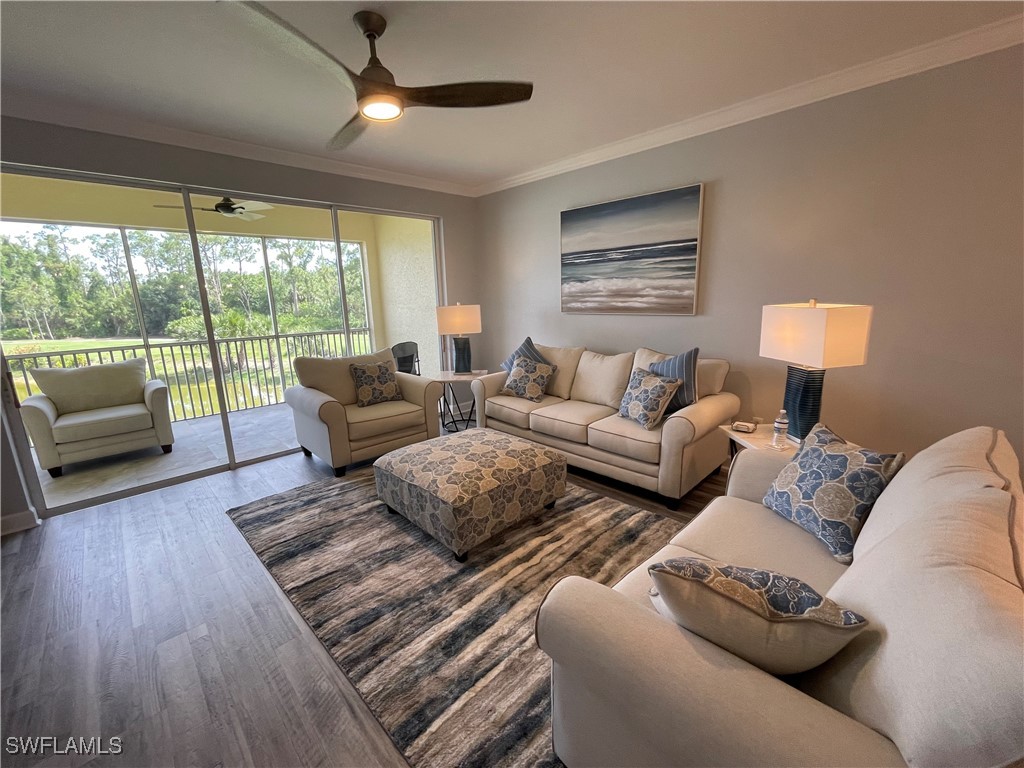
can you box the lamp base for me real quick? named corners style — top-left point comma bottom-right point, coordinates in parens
top-left (452, 336), bottom-right (472, 374)
top-left (784, 366), bottom-right (826, 442)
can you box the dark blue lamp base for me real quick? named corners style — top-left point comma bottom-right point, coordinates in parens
top-left (784, 366), bottom-right (826, 441)
top-left (453, 336), bottom-right (472, 374)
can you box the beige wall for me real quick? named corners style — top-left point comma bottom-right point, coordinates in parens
top-left (476, 47), bottom-right (1024, 456)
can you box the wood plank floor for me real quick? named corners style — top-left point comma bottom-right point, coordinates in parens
top-left (2, 450), bottom-right (725, 768)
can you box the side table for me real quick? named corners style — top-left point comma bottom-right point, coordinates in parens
top-left (436, 370), bottom-right (489, 432)
top-left (718, 424), bottom-right (798, 457)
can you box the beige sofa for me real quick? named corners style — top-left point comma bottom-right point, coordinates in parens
top-left (472, 345), bottom-right (740, 502)
top-left (22, 357), bottom-right (173, 477)
top-left (537, 426), bottom-right (1024, 767)
top-left (285, 349), bottom-right (443, 476)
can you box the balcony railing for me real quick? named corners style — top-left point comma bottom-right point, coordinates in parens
top-left (6, 328), bottom-right (373, 422)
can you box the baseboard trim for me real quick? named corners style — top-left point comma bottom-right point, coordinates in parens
top-left (1, 509), bottom-right (41, 536)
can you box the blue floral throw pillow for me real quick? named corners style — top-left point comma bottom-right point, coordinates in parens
top-left (500, 356), bottom-right (557, 402)
top-left (350, 360), bottom-right (404, 407)
top-left (618, 368), bottom-right (683, 430)
top-left (763, 423), bottom-right (905, 564)
top-left (649, 556), bottom-right (868, 674)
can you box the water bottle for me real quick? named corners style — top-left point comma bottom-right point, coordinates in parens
top-left (771, 409), bottom-right (789, 449)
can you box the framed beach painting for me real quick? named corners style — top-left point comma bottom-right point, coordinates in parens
top-left (560, 183), bottom-right (704, 315)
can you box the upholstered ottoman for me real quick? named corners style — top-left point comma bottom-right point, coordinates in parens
top-left (373, 428), bottom-right (567, 561)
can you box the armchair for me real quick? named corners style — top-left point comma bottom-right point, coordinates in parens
top-left (285, 349), bottom-right (443, 476)
top-left (22, 357), bottom-right (174, 477)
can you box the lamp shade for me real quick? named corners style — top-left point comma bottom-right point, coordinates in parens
top-left (760, 302), bottom-right (873, 369)
top-left (436, 304), bottom-right (482, 336)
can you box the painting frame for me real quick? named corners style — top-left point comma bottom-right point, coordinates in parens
top-left (560, 183), bottom-right (704, 315)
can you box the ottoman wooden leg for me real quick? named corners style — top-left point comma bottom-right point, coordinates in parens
top-left (387, 506), bottom-right (399, 514)
top-left (544, 499), bottom-right (556, 510)
top-left (454, 551), bottom-right (468, 563)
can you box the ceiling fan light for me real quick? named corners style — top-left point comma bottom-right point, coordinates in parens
top-left (358, 94), bottom-right (403, 121)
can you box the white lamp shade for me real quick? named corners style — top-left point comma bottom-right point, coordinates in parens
top-left (760, 302), bottom-right (873, 369)
top-left (436, 304), bottom-right (482, 335)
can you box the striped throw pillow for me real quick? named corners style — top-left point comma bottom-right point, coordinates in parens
top-left (500, 337), bottom-right (552, 373)
top-left (649, 346), bottom-right (699, 411)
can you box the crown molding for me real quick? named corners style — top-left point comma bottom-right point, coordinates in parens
top-left (0, 88), bottom-right (475, 197)
top-left (470, 14), bottom-right (1024, 196)
top-left (3, 14), bottom-right (1020, 199)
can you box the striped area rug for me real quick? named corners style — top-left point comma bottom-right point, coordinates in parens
top-left (228, 468), bottom-right (701, 767)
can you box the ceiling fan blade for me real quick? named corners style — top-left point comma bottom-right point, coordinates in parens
top-left (230, 1), bottom-right (358, 93)
top-left (232, 212), bottom-right (265, 222)
top-left (327, 113), bottom-right (369, 151)
top-left (152, 204), bottom-right (185, 209)
top-left (233, 200), bottom-right (273, 212)
top-left (400, 81), bottom-right (533, 109)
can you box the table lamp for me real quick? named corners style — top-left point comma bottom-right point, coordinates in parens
top-left (436, 303), bottom-right (482, 374)
top-left (759, 299), bottom-right (873, 442)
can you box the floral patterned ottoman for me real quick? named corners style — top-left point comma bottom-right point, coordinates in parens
top-left (373, 428), bottom-right (567, 561)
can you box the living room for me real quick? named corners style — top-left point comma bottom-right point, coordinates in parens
top-left (1, 2), bottom-right (1022, 766)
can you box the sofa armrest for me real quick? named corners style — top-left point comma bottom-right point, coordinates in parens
top-left (144, 380), bottom-right (174, 446)
top-left (662, 392), bottom-right (741, 446)
top-left (471, 371), bottom-right (509, 428)
top-left (536, 576), bottom-right (905, 768)
top-left (726, 447), bottom-right (793, 503)
top-left (21, 395), bottom-right (61, 470)
top-left (396, 373), bottom-right (444, 438)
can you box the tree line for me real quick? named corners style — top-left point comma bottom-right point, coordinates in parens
top-left (1, 224), bottom-right (369, 344)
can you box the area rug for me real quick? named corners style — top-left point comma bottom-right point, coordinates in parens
top-left (227, 468), bottom-right (696, 767)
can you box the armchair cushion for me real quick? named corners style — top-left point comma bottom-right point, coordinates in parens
top-left (52, 403), bottom-right (153, 443)
top-left (649, 557), bottom-right (867, 675)
top-left (31, 357), bottom-right (147, 415)
top-left (343, 400), bottom-right (425, 441)
top-left (350, 359), bottom-right (403, 407)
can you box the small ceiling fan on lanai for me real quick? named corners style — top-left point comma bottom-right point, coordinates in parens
top-left (232, 2), bottom-right (534, 151)
top-left (153, 197), bottom-right (274, 222)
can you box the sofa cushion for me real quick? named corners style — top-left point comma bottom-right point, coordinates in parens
top-left (696, 359), bottom-right (729, 397)
top-left (344, 399), bottom-right (425, 441)
top-left (531, 401), bottom-right (618, 444)
top-left (32, 358), bottom-right (147, 415)
top-left (295, 349), bottom-right (394, 406)
top-left (618, 368), bottom-right (682, 430)
top-left (671, 496), bottom-right (849, 594)
top-left (764, 423), bottom-right (905, 564)
top-left (633, 347), bottom-right (699, 410)
top-left (570, 351), bottom-right (634, 408)
top-left (500, 356), bottom-right (557, 402)
top-left (485, 394), bottom-right (564, 429)
top-left (588, 415), bottom-right (662, 464)
top-left (52, 403), bottom-right (153, 443)
top-left (499, 337), bottom-right (550, 373)
top-left (649, 557), bottom-right (867, 675)
top-left (798, 427), bottom-right (1024, 768)
top-left (350, 359), bottom-right (404, 407)
top-left (535, 343), bottom-right (586, 400)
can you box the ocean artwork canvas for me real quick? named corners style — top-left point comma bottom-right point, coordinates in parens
top-left (560, 184), bottom-right (703, 315)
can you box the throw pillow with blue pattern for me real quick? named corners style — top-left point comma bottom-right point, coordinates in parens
top-left (764, 423), bottom-right (905, 564)
top-left (350, 359), bottom-right (404, 407)
top-left (618, 368), bottom-right (683, 430)
top-left (648, 346), bottom-right (699, 411)
top-left (500, 356), bottom-right (557, 402)
top-left (649, 556), bottom-right (868, 674)
top-left (500, 337), bottom-right (551, 373)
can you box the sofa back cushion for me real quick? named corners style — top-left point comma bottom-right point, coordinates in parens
top-left (535, 343), bottom-right (585, 400)
top-left (32, 358), bottom-right (147, 415)
top-left (569, 350), bottom-right (634, 409)
top-left (294, 349), bottom-right (395, 405)
top-left (798, 427), bottom-right (1024, 767)
top-left (696, 359), bottom-right (729, 397)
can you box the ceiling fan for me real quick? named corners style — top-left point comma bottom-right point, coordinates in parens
top-left (153, 197), bottom-right (274, 222)
top-left (234, 2), bottom-right (534, 151)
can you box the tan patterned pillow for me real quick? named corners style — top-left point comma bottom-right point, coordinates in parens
top-left (501, 356), bottom-right (557, 402)
top-left (350, 359), bottom-right (404, 407)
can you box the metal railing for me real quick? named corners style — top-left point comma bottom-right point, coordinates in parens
top-left (6, 328), bottom-right (373, 422)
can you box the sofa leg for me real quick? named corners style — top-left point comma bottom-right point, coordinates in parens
top-left (47, 466), bottom-right (63, 479)
top-left (664, 496), bottom-right (682, 512)
top-left (161, 444), bottom-right (173, 454)
top-left (333, 466), bottom-right (346, 478)
top-left (301, 446), bottom-right (312, 457)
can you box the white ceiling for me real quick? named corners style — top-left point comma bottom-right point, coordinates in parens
top-left (2, 2), bottom-right (1021, 196)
